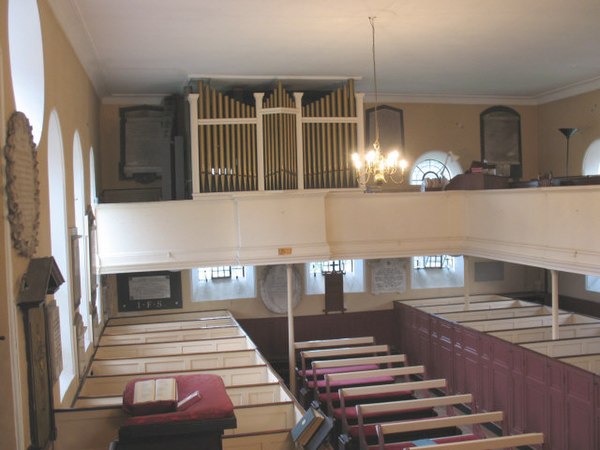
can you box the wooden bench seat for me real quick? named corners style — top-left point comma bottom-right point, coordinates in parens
top-left (463, 312), bottom-right (597, 333)
top-left (95, 335), bottom-right (254, 360)
top-left (336, 379), bottom-right (447, 433)
top-left (352, 394), bottom-right (473, 449)
top-left (373, 411), bottom-right (504, 450)
top-left (89, 349), bottom-right (264, 376)
top-left (321, 366), bottom-right (426, 413)
top-left (382, 433), bottom-right (544, 450)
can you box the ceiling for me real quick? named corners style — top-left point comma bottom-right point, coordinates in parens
top-left (49, 0), bottom-right (600, 104)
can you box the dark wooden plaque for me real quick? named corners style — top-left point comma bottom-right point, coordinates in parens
top-left (324, 272), bottom-right (345, 313)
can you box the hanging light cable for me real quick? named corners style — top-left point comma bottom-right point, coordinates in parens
top-left (352, 17), bottom-right (407, 188)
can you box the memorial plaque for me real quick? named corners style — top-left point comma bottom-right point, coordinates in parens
top-left (260, 265), bottom-right (301, 314)
top-left (370, 259), bottom-right (406, 294)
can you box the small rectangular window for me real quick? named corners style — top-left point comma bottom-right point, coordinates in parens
top-left (586, 275), bottom-right (600, 293)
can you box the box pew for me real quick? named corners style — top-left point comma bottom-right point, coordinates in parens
top-left (336, 378), bottom-right (448, 435)
top-left (89, 349), bottom-right (265, 376)
top-left (222, 431), bottom-right (292, 450)
top-left (106, 310), bottom-right (232, 326)
top-left (462, 312), bottom-right (598, 332)
top-left (79, 365), bottom-right (275, 398)
top-left (373, 411), bottom-right (504, 450)
top-left (322, 366), bottom-right (426, 413)
top-left (99, 325), bottom-right (243, 346)
top-left (75, 382), bottom-right (290, 408)
top-left (417, 299), bottom-right (538, 315)
top-left (559, 353), bottom-right (600, 374)
top-left (103, 317), bottom-right (235, 335)
top-left (55, 393), bottom-right (301, 450)
top-left (95, 335), bottom-right (254, 359)
top-left (522, 336), bottom-right (600, 358)
top-left (400, 295), bottom-right (511, 308)
top-left (353, 394), bottom-right (474, 449)
top-left (437, 306), bottom-right (555, 323)
top-left (489, 321), bottom-right (600, 344)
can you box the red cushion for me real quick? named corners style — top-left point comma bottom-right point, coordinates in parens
top-left (122, 376), bottom-right (178, 416)
top-left (122, 374), bottom-right (234, 426)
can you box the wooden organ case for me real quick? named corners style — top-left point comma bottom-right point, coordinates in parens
top-left (187, 80), bottom-right (364, 195)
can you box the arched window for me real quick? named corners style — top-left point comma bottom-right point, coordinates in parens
top-left (48, 110), bottom-right (75, 399)
top-left (89, 148), bottom-right (102, 326)
top-left (480, 106), bottom-right (522, 178)
top-left (73, 132), bottom-right (92, 351)
top-left (409, 150), bottom-right (463, 185)
top-left (8, 0), bottom-right (45, 144)
top-left (582, 139), bottom-right (600, 175)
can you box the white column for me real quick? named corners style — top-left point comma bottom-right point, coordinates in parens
top-left (254, 93), bottom-right (265, 191)
top-left (551, 270), bottom-right (559, 340)
top-left (464, 255), bottom-right (471, 308)
top-left (187, 94), bottom-right (200, 197)
top-left (294, 92), bottom-right (305, 190)
top-left (287, 265), bottom-right (296, 394)
top-left (355, 92), bottom-right (366, 188)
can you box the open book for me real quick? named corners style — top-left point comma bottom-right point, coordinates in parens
top-left (133, 378), bottom-right (177, 404)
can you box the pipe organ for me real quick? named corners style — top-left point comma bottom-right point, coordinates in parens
top-left (187, 80), bottom-right (364, 196)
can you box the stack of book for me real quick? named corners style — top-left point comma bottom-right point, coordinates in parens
top-left (290, 405), bottom-right (332, 450)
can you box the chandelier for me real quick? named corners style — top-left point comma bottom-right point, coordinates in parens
top-left (352, 17), bottom-right (408, 188)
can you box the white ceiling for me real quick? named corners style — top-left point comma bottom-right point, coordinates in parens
top-left (49, 0), bottom-right (600, 103)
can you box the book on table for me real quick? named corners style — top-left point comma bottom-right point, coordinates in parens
top-left (133, 378), bottom-right (177, 404)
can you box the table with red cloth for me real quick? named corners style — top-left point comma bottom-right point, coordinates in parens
top-left (112, 374), bottom-right (236, 450)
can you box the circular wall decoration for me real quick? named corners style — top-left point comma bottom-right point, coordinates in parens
top-left (4, 111), bottom-right (40, 257)
top-left (259, 265), bottom-right (302, 314)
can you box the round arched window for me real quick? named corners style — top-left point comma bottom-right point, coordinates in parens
top-left (8, 0), bottom-right (45, 144)
top-left (582, 139), bottom-right (600, 176)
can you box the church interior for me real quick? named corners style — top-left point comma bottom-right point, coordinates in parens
top-left (2, 1), bottom-right (600, 449)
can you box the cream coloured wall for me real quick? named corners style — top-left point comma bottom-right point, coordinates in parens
top-left (538, 89), bottom-right (600, 177)
top-left (1, 0), bottom-right (101, 448)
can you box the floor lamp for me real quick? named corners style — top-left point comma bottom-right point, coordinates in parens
top-left (559, 127), bottom-right (578, 177)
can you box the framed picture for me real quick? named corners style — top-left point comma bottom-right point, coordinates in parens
top-left (117, 271), bottom-right (182, 312)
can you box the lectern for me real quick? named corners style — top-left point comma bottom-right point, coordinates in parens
top-left (17, 257), bottom-right (64, 450)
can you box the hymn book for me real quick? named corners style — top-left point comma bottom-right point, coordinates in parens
top-left (133, 378), bottom-right (177, 404)
top-left (291, 406), bottom-right (325, 447)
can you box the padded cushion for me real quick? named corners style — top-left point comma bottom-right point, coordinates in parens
top-left (122, 376), bottom-right (178, 416)
top-left (122, 374), bottom-right (234, 427)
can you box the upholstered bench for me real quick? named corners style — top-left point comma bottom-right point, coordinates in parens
top-left (112, 374), bottom-right (236, 450)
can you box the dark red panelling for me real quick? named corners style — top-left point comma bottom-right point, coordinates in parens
top-left (510, 346), bottom-right (525, 434)
top-left (237, 309), bottom-right (396, 360)
top-left (565, 365), bottom-right (595, 450)
top-left (548, 359), bottom-right (566, 450)
top-left (523, 350), bottom-right (547, 436)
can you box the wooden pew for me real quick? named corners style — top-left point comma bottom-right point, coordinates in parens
top-left (417, 299), bottom-right (538, 314)
top-left (309, 354), bottom-right (406, 393)
top-left (322, 366), bottom-right (426, 414)
top-left (401, 295), bottom-right (511, 308)
top-left (79, 365), bottom-right (275, 397)
top-left (102, 317), bottom-right (235, 335)
top-left (299, 345), bottom-right (390, 384)
top-left (374, 411), bottom-right (504, 450)
top-left (489, 322), bottom-right (600, 344)
top-left (522, 335), bottom-right (600, 358)
top-left (438, 306), bottom-right (555, 323)
top-left (99, 325), bottom-right (243, 346)
top-left (336, 378), bottom-right (447, 435)
top-left (379, 433), bottom-right (544, 450)
top-left (353, 394), bottom-right (473, 449)
top-left (106, 310), bottom-right (232, 326)
top-left (95, 335), bottom-right (254, 359)
top-left (463, 312), bottom-right (598, 333)
top-left (89, 348), bottom-right (265, 376)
